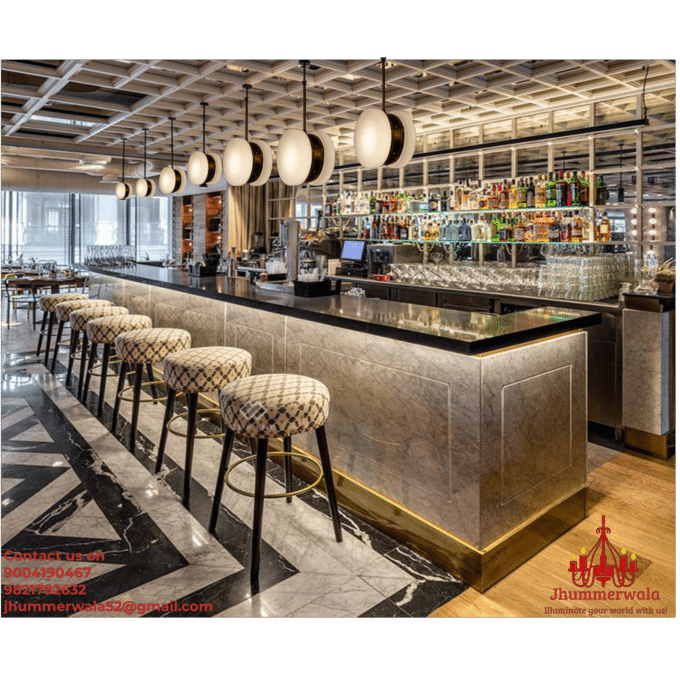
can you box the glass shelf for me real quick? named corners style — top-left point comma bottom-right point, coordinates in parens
top-left (365, 239), bottom-right (634, 246)
top-left (324, 206), bottom-right (596, 218)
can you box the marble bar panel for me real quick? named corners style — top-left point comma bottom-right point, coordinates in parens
top-left (88, 271), bottom-right (589, 552)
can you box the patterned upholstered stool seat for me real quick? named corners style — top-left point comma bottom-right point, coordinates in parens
top-left (163, 346), bottom-right (252, 393)
top-left (219, 374), bottom-right (330, 439)
top-left (55, 298), bottom-right (113, 322)
top-left (86, 314), bottom-right (153, 344)
top-left (36, 293), bottom-right (89, 369)
top-left (39, 293), bottom-right (88, 313)
top-left (70, 306), bottom-right (130, 332)
top-left (115, 328), bottom-right (191, 365)
top-left (112, 328), bottom-right (192, 452)
top-left (156, 346), bottom-right (252, 505)
top-left (210, 373), bottom-right (342, 588)
top-left (45, 299), bottom-right (115, 374)
top-left (82, 314), bottom-right (154, 418)
top-left (68, 306), bottom-right (129, 399)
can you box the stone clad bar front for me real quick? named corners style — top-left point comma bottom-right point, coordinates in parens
top-left (90, 265), bottom-right (601, 590)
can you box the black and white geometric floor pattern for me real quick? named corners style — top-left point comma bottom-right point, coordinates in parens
top-left (2, 339), bottom-right (467, 618)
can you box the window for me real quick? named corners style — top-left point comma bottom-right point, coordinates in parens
top-left (136, 196), bottom-right (171, 261)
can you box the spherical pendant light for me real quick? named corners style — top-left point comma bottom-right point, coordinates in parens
top-left (187, 103), bottom-right (223, 187)
top-left (354, 58), bottom-right (416, 170)
top-left (276, 60), bottom-right (335, 187)
top-left (159, 117), bottom-right (187, 195)
top-left (223, 84), bottom-right (273, 187)
top-left (115, 138), bottom-right (133, 200)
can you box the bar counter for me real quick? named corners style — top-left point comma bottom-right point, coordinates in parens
top-left (89, 265), bottom-right (601, 590)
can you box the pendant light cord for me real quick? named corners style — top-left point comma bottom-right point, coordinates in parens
top-left (122, 139), bottom-right (126, 184)
top-left (381, 57), bottom-right (386, 112)
top-left (201, 102), bottom-right (207, 154)
top-left (143, 129), bottom-right (147, 180)
top-left (243, 84), bottom-right (251, 141)
top-left (169, 117), bottom-right (175, 168)
top-left (641, 64), bottom-right (650, 121)
top-left (301, 60), bottom-right (308, 133)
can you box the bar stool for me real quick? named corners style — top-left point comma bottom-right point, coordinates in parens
top-left (209, 374), bottom-right (343, 587)
top-left (82, 314), bottom-right (153, 417)
top-left (113, 328), bottom-right (192, 452)
top-left (69, 306), bottom-right (129, 400)
top-left (157, 346), bottom-right (252, 506)
top-left (36, 293), bottom-right (88, 367)
top-left (52, 299), bottom-right (114, 375)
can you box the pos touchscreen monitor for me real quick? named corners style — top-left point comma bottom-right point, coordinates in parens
top-left (340, 239), bottom-right (366, 262)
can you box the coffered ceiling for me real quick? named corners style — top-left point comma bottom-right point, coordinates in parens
top-left (1, 58), bottom-right (676, 182)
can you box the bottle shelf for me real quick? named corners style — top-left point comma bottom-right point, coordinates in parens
top-left (324, 206), bottom-right (596, 218)
top-left (365, 239), bottom-right (634, 246)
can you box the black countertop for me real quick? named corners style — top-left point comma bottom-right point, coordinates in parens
top-left (90, 265), bottom-right (602, 355)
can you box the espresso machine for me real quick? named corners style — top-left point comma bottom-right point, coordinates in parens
top-left (367, 243), bottom-right (421, 277)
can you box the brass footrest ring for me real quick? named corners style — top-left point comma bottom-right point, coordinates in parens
top-left (88, 356), bottom-right (121, 377)
top-left (224, 451), bottom-right (323, 499)
top-left (118, 380), bottom-right (168, 404)
top-left (167, 409), bottom-right (223, 439)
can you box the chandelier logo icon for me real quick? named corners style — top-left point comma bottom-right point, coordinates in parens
top-left (569, 515), bottom-right (638, 588)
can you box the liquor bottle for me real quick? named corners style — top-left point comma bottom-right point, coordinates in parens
top-left (546, 173), bottom-right (557, 208)
top-left (488, 184), bottom-right (500, 210)
top-left (549, 212), bottom-right (561, 242)
top-left (514, 213), bottom-right (526, 242)
top-left (579, 171), bottom-right (590, 207)
top-left (499, 180), bottom-right (509, 209)
top-left (569, 171), bottom-right (581, 207)
top-left (527, 177), bottom-right (535, 208)
top-left (439, 191), bottom-right (449, 212)
top-left (428, 192), bottom-right (439, 212)
top-left (508, 180), bottom-right (518, 209)
top-left (571, 213), bottom-right (583, 242)
top-left (517, 179), bottom-right (528, 209)
top-left (369, 192), bottom-right (376, 214)
top-left (560, 212), bottom-right (572, 242)
top-left (595, 175), bottom-right (608, 205)
top-left (597, 212), bottom-right (611, 241)
top-left (556, 170), bottom-right (568, 208)
top-left (535, 175), bottom-right (546, 208)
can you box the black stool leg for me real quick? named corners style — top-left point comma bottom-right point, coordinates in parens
top-left (283, 436), bottom-right (293, 503)
top-left (209, 428), bottom-right (235, 534)
top-left (77, 335), bottom-right (89, 401)
top-left (182, 392), bottom-right (199, 506)
top-left (65, 330), bottom-right (78, 386)
top-left (146, 363), bottom-right (158, 400)
top-left (155, 387), bottom-right (176, 473)
top-left (43, 311), bottom-right (55, 367)
top-left (50, 320), bottom-right (65, 373)
top-left (36, 312), bottom-right (47, 355)
top-left (315, 425), bottom-right (343, 542)
top-left (82, 341), bottom-right (98, 405)
top-left (97, 343), bottom-right (111, 418)
top-left (129, 363), bottom-right (144, 452)
top-left (111, 361), bottom-right (128, 433)
top-left (250, 437), bottom-right (269, 590)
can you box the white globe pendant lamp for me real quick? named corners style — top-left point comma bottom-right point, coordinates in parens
top-left (135, 128), bottom-right (156, 198)
top-left (223, 84), bottom-right (273, 187)
top-left (188, 102), bottom-right (222, 187)
top-left (159, 117), bottom-right (187, 195)
top-left (277, 60), bottom-right (334, 187)
top-left (354, 58), bottom-right (416, 170)
top-left (115, 139), bottom-right (133, 200)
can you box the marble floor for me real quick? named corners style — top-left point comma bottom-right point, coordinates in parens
top-left (1, 310), bottom-right (468, 618)
top-left (1, 308), bottom-right (621, 618)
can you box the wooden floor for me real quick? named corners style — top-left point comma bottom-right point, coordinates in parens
top-left (431, 450), bottom-right (676, 618)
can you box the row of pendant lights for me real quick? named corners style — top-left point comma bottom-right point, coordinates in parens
top-left (116, 58), bottom-right (416, 200)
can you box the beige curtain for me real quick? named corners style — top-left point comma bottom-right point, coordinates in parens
top-left (226, 184), bottom-right (266, 254)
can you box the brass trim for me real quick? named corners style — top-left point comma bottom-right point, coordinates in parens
top-left (172, 168), bottom-right (182, 193)
top-left (205, 154), bottom-right (217, 184)
top-left (118, 380), bottom-right (168, 404)
top-left (385, 113), bottom-right (405, 166)
top-left (305, 133), bottom-right (325, 183)
top-left (247, 141), bottom-right (264, 183)
top-left (624, 426), bottom-right (673, 460)
top-left (167, 408), bottom-right (224, 439)
top-left (225, 451), bottom-right (324, 499)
